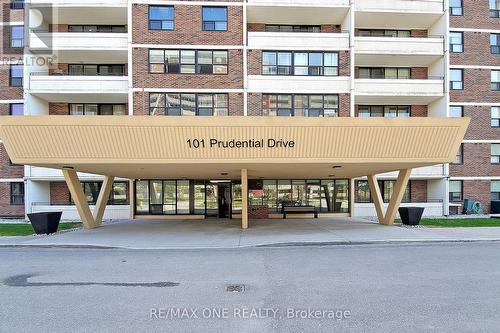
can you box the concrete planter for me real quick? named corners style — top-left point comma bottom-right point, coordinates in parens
top-left (398, 207), bottom-right (424, 226)
top-left (27, 212), bottom-right (62, 235)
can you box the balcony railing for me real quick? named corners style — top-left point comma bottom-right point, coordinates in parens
top-left (29, 32), bottom-right (128, 51)
top-left (248, 31), bottom-right (349, 50)
top-left (355, 78), bottom-right (444, 96)
top-left (28, 73), bottom-right (128, 94)
top-left (355, 36), bottom-right (444, 56)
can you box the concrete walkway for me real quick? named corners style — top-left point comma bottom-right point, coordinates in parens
top-left (2, 217), bottom-right (500, 249)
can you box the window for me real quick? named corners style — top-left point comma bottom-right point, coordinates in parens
top-left (69, 104), bottom-right (126, 115)
top-left (358, 29), bottom-right (410, 37)
top-left (9, 103), bottom-right (23, 115)
top-left (68, 64), bottom-right (124, 76)
top-left (492, 106), bottom-right (500, 127)
top-left (262, 51), bottom-right (338, 76)
top-left (70, 182), bottom-right (128, 205)
top-left (450, 69), bottom-right (463, 90)
top-left (149, 49), bottom-right (228, 75)
top-left (10, 26), bottom-right (23, 48)
top-left (491, 144), bottom-right (500, 164)
top-left (492, 181), bottom-right (500, 201)
top-left (68, 25), bottom-right (126, 33)
top-left (265, 25), bottom-right (321, 33)
top-left (355, 180), bottom-right (410, 203)
top-left (449, 180), bottom-right (463, 202)
top-left (490, 0), bottom-right (500, 18)
top-left (358, 67), bottom-right (410, 79)
top-left (492, 70), bottom-right (500, 91)
top-left (449, 106), bottom-right (463, 117)
top-left (10, 183), bottom-right (24, 205)
top-left (491, 34), bottom-right (500, 54)
top-left (449, 32), bottom-right (463, 52)
top-left (149, 93), bottom-right (228, 116)
top-left (449, 0), bottom-right (463, 15)
top-left (453, 143), bottom-right (463, 164)
top-left (262, 94), bottom-right (339, 117)
top-left (149, 6), bottom-right (174, 30)
top-left (10, 0), bottom-right (24, 9)
top-left (202, 7), bottom-right (227, 31)
top-left (358, 105), bottom-right (410, 118)
top-left (9, 65), bottom-right (23, 86)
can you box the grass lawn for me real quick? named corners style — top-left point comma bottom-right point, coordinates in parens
top-left (0, 222), bottom-right (82, 236)
top-left (416, 218), bottom-right (500, 228)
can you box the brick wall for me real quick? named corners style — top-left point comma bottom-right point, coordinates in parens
top-left (410, 180), bottom-right (427, 203)
top-left (339, 51), bottom-right (350, 76)
top-left (321, 25), bottom-right (341, 33)
top-left (450, 31), bottom-right (499, 66)
top-left (50, 182), bottom-right (70, 205)
top-left (247, 23), bottom-right (265, 32)
top-left (0, 183), bottom-right (24, 217)
top-left (0, 65), bottom-right (23, 100)
top-left (0, 143), bottom-right (23, 178)
top-left (450, 143), bottom-right (500, 177)
top-left (132, 4), bottom-right (243, 45)
top-left (49, 24), bottom-right (69, 32)
top-left (450, 0), bottom-right (499, 29)
top-left (450, 68), bottom-right (500, 103)
top-left (49, 103), bottom-right (69, 115)
top-left (411, 67), bottom-right (428, 79)
top-left (0, 103), bottom-right (11, 115)
top-left (449, 180), bottom-right (492, 214)
top-left (410, 30), bottom-right (428, 37)
top-left (0, 26), bottom-right (23, 57)
top-left (2, 2), bottom-right (23, 23)
top-left (463, 105), bottom-right (500, 140)
top-left (133, 92), bottom-right (243, 116)
top-left (133, 48), bottom-right (243, 89)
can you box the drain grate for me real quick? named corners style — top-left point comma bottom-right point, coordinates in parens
top-left (225, 284), bottom-right (245, 293)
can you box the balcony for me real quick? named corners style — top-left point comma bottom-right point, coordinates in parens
top-left (355, 0), bottom-right (444, 30)
top-left (355, 36), bottom-right (444, 66)
top-left (355, 78), bottom-right (444, 104)
top-left (29, 73), bottom-right (128, 103)
top-left (247, 1), bottom-right (349, 25)
top-left (248, 32), bottom-right (349, 51)
top-left (356, 0), bottom-right (443, 13)
top-left (247, 75), bottom-right (350, 93)
top-left (29, 0), bottom-right (127, 7)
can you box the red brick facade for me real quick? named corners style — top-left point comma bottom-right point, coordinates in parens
top-left (0, 183), bottom-right (24, 217)
top-left (0, 144), bottom-right (23, 179)
top-left (450, 0), bottom-right (499, 30)
top-left (410, 180), bottom-right (428, 203)
top-left (462, 105), bottom-right (499, 140)
top-left (450, 31), bottom-right (499, 66)
top-left (0, 65), bottom-right (23, 100)
top-left (450, 143), bottom-right (500, 177)
top-left (450, 180), bottom-right (492, 214)
top-left (449, 68), bottom-right (500, 103)
top-left (132, 4), bottom-right (243, 45)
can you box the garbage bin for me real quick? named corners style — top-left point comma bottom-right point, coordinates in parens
top-left (27, 212), bottom-right (62, 235)
top-left (398, 207), bottom-right (425, 226)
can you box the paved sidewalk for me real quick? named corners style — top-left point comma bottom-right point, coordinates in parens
top-left (1, 217), bottom-right (500, 249)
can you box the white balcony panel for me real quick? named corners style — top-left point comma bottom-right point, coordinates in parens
top-left (355, 37), bottom-right (444, 66)
top-left (30, 32), bottom-right (127, 51)
top-left (377, 165), bottom-right (446, 179)
top-left (30, 0), bottom-right (127, 7)
top-left (248, 32), bottom-right (349, 50)
top-left (248, 75), bottom-right (350, 93)
top-left (29, 75), bottom-right (128, 103)
top-left (31, 204), bottom-right (130, 221)
top-left (29, 6), bottom-right (127, 25)
top-left (28, 167), bottom-right (105, 181)
top-left (355, 0), bottom-right (444, 13)
top-left (354, 202), bottom-right (443, 218)
top-left (248, 0), bottom-right (349, 6)
top-left (247, 5), bottom-right (349, 25)
top-left (355, 79), bottom-right (444, 104)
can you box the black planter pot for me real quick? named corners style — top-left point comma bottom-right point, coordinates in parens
top-left (398, 207), bottom-right (425, 226)
top-left (27, 212), bottom-right (63, 235)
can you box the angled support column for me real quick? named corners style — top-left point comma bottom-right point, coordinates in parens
top-left (63, 169), bottom-right (114, 229)
top-left (367, 174), bottom-right (385, 224)
top-left (241, 168), bottom-right (248, 229)
top-left (93, 175), bottom-right (115, 227)
top-left (63, 169), bottom-right (95, 229)
top-left (384, 168), bottom-right (412, 225)
top-left (366, 168), bottom-right (412, 225)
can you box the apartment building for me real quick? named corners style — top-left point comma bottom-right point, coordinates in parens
top-left (0, 0), bottom-right (488, 223)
